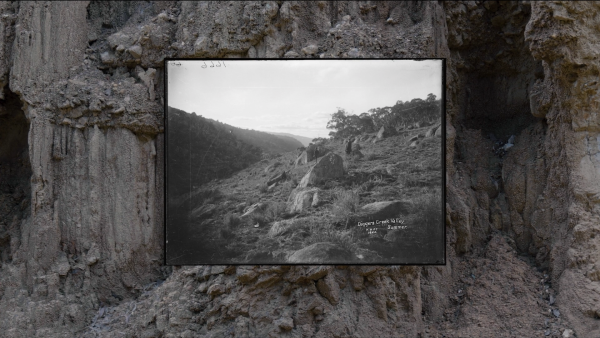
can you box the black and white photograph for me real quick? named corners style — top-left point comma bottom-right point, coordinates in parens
top-left (166, 59), bottom-right (444, 265)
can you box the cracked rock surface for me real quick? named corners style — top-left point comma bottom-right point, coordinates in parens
top-left (0, 1), bottom-right (598, 337)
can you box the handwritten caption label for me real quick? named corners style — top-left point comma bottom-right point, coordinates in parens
top-left (170, 61), bottom-right (226, 68)
top-left (358, 219), bottom-right (408, 235)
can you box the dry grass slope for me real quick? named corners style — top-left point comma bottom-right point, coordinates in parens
top-left (169, 125), bottom-right (444, 264)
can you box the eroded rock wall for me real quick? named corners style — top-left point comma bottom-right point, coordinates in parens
top-left (525, 2), bottom-right (600, 335)
top-left (445, 1), bottom-right (600, 336)
top-left (0, 1), bottom-right (598, 337)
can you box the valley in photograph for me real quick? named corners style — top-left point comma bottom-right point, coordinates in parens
top-left (165, 59), bottom-right (444, 265)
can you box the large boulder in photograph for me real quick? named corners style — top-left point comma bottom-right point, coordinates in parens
top-left (287, 242), bottom-right (355, 263)
top-left (267, 171), bottom-right (287, 186)
top-left (425, 123), bottom-right (442, 137)
top-left (356, 201), bottom-right (411, 222)
top-left (267, 219), bottom-right (297, 237)
top-left (294, 151), bottom-right (309, 166)
top-left (294, 144), bottom-right (330, 166)
top-left (298, 152), bottom-right (344, 188)
top-left (240, 202), bottom-right (266, 218)
top-left (287, 187), bottom-right (320, 214)
top-left (376, 125), bottom-right (397, 140)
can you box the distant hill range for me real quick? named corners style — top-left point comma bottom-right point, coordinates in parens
top-left (268, 132), bottom-right (313, 147)
top-left (167, 106), bottom-right (304, 196)
top-left (208, 120), bottom-right (304, 154)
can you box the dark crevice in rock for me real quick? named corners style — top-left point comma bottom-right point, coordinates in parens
top-left (455, 2), bottom-right (542, 141)
top-left (449, 1), bottom-right (548, 262)
top-left (0, 86), bottom-right (31, 266)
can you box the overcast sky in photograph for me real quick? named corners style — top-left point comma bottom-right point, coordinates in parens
top-left (168, 59), bottom-right (442, 139)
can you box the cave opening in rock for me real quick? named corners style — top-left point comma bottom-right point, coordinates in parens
top-left (454, 2), bottom-right (544, 144)
top-left (450, 1), bottom-right (549, 260)
top-left (0, 87), bottom-right (31, 265)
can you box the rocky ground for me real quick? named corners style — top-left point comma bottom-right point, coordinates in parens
top-left (0, 1), bottom-right (599, 337)
top-left (171, 124), bottom-right (443, 265)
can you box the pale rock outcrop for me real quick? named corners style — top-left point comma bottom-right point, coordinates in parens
top-left (287, 187), bottom-right (320, 214)
top-left (266, 171), bottom-right (286, 186)
top-left (298, 152), bottom-right (344, 188)
top-left (240, 203), bottom-right (265, 218)
top-left (311, 190), bottom-right (321, 207)
top-left (425, 123), bottom-right (442, 137)
top-left (301, 44), bottom-right (318, 55)
top-left (375, 125), bottom-right (396, 141)
top-left (357, 201), bottom-right (411, 222)
top-left (268, 219), bottom-right (296, 237)
top-left (294, 144), bottom-right (329, 166)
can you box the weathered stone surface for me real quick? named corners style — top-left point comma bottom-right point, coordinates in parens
top-left (376, 125), bottom-right (396, 140)
top-left (277, 317), bottom-right (294, 331)
top-left (316, 273), bottom-right (340, 305)
top-left (284, 265), bottom-right (332, 284)
top-left (240, 202), bottom-right (265, 218)
top-left (236, 266), bottom-right (258, 284)
top-left (356, 201), bottom-right (411, 222)
top-left (127, 45), bottom-right (143, 58)
top-left (267, 171), bottom-right (286, 186)
top-left (311, 190), bottom-right (321, 207)
top-left (301, 44), bottom-right (318, 55)
top-left (207, 284), bottom-right (225, 297)
top-left (298, 153), bottom-right (344, 188)
top-left (284, 50), bottom-right (300, 58)
top-left (287, 187), bottom-right (320, 214)
top-left (268, 219), bottom-right (296, 237)
top-left (425, 123), bottom-right (442, 137)
top-left (10, 2), bottom-right (89, 97)
top-left (287, 242), bottom-right (355, 263)
top-left (294, 144), bottom-right (329, 166)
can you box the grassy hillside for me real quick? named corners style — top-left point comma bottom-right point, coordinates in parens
top-left (167, 106), bottom-right (310, 252)
top-left (167, 106), bottom-right (263, 197)
top-left (167, 124), bottom-right (444, 265)
top-left (209, 119), bottom-right (304, 155)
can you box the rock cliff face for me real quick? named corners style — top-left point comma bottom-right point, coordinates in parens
top-left (0, 1), bottom-right (599, 337)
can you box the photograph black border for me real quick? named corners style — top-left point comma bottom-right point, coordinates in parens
top-left (163, 58), bottom-right (447, 266)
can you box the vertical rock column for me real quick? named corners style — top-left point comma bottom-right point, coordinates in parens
top-left (525, 2), bottom-right (600, 336)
